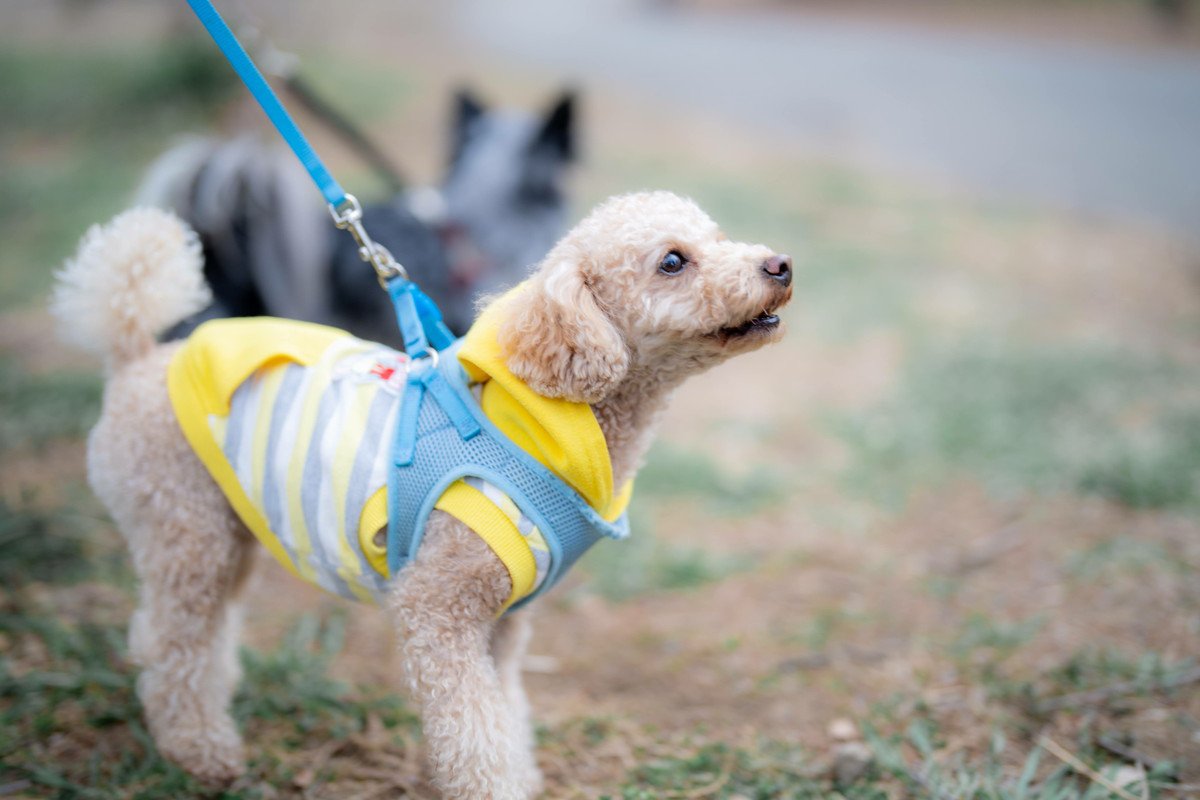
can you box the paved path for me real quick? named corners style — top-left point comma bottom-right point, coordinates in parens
top-left (449, 0), bottom-right (1200, 237)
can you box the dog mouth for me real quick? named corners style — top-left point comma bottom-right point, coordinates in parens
top-left (711, 311), bottom-right (782, 342)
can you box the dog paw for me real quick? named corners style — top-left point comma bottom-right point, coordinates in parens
top-left (191, 759), bottom-right (246, 788)
top-left (515, 754), bottom-right (544, 798)
top-left (436, 766), bottom-right (538, 800)
top-left (157, 731), bottom-right (246, 786)
top-left (184, 749), bottom-right (246, 786)
top-left (521, 766), bottom-right (545, 798)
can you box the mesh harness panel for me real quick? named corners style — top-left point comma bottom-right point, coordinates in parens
top-left (385, 339), bottom-right (629, 610)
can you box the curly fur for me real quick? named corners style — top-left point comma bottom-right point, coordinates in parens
top-left (52, 191), bottom-right (791, 798)
top-left (497, 244), bottom-right (631, 403)
top-left (50, 208), bottom-right (209, 369)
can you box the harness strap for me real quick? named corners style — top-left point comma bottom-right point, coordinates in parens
top-left (184, 0), bottom-right (346, 208)
top-left (386, 278), bottom-right (433, 357)
top-left (386, 340), bottom-right (630, 610)
top-left (394, 363), bottom-right (482, 468)
top-left (409, 283), bottom-right (458, 351)
top-left (393, 377), bottom-right (426, 468)
top-left (423, 370), bottom-right (482, 441)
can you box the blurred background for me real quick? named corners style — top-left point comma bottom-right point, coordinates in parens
top-left (2, 1), bottom-right (1198, 797)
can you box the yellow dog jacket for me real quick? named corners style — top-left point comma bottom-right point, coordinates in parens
top-left (167, 301), bottom-right (631, 610)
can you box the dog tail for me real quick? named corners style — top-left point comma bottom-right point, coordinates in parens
top-left (134, 136), bottom-right (334, 333)
top-left (50, 207), bottom-right (210, 370)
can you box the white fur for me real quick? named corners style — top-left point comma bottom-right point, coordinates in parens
top-left (51, 208), bottom-right (209, 370)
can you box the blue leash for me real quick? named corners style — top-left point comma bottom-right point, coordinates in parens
top-left (184, 0), bottom-right (345, 208)
top-left (184, 0), bottom-right (455, 356)
top-left (187, 0), bottom-right (628, 603)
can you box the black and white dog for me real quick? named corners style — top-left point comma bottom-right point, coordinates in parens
top-left (139, 89), bottom-right (576, 342)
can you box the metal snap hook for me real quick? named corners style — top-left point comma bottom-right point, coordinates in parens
top-left (329, 194), bottom-right (410, 284)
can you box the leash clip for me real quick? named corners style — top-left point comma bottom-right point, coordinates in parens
top-left (329, 194), bottom-right (409, 286)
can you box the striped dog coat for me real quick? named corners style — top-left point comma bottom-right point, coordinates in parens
top-left (167, 301), bottom-right (631, 611)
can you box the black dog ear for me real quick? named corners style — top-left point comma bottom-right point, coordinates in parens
top-left (455, 88), bottom-right (486, 126)
top-left (534, 90), bottom-right (576, 162)
top-left (450, 88), bottom-right (487, 167)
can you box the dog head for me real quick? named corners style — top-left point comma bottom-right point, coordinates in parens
top-left (498, 191), bottom-right (792, 404)
top-left (440, 88), bottom-right (576, 294)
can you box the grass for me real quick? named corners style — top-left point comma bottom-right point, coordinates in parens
top-left (0, 357), bottom-right (102, 451)
top-left (0, 42), bottom-right (234, 135)
top-left (601, 705), bottom-right (1193, 799)
top-left (634, 441), bottom-right (788, 517)
top-left (0, 571), bottom-right (422, 799)
top-left (0, 37), bottom-right (420, 311)
top-left (234, 613), bottom-right (417, 739)
top-left (0, 495), bottom-right (91, 589)
top-left (1077, 406), bottom-right (1200, 510)
top-left (1038, 648), bottom-right (1197, 699)
top-left (7, 554), bottom-right (1191, 799)
top-left (0, 40), bottom-right (240, 310)
top-left (950, 612), bottom-right (1046, 665)
top-left (577, 508), bottom-right (755, 601)
top-left (572, 443), bottom-right (779, 600)
top-left (1065, 536), bottom-right (1184, 581)
top-left (790, 605), bottom-right (870, 651)
top-left (0, 357), bottom-right (421, 797)
top-left (832, 341), bottom-right (1200, 513)
top-left (865, 721), bottom-right (1098, 800)
top-left (0, 441), bottom-right (419, 798)
top-left (614, 741), bottom-right (830, 799)
top-left (297, 50), bottom-right (416, 127)
top-left (0, 613), bottom-right (199, 799)
top-left (0, 613), bottom-right (421, 799)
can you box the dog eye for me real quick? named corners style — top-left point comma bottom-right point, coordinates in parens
top-left (658, 251), bottom-right (686, 275)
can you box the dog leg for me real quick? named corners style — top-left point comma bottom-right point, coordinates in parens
top-left (492, 611), bottom-right (543, 796)
top-left (389, 511), bottom-right (533, 800)
top-left (88, 349), bottom-right (254, 784)
top-left (127, 529), bottom-right (253, 785)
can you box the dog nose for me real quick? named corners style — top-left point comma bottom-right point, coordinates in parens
top-left (762, 254), bottom-right (792, 287)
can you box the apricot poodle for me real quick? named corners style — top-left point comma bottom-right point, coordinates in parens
top-left (52, 191), bottom-right (792, 799)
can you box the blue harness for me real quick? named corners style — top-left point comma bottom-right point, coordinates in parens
top-left (387, 342), bottom-right (630, 609)
top-left (186, 0), bottom-right (628, 609)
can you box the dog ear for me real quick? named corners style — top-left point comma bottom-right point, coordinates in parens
top-left (450, 88), bottom-right (486, 167)
top-left (498, 248), bottom-right (628, 404)
top-left (534, 90), bottom-right (576, 162)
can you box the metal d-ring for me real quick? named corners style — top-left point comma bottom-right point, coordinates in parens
top-left (411, 348), bottom-right (440, 370)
